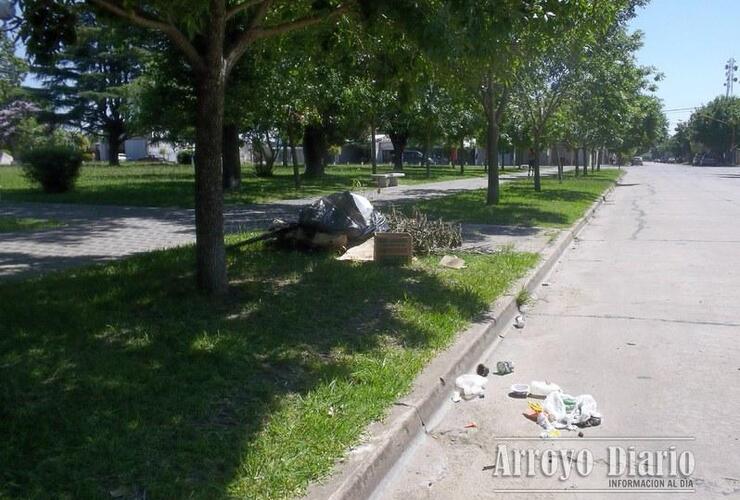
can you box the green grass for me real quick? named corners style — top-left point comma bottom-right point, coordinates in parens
top-left (0, 162), bottom-right (486, 208)
top-left (0, 216), bottom-right (62, 233)
top-left (0, 238), bottom-right (536, 499)
top-left (404, 169), bottom-right (621, 227)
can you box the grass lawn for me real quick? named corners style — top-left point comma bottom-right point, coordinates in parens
top-left (0, 216), bottom-right (62, 233)
top-left (403, 169), bottom-right (621, 227)
top-left (0, 162), bottom-right (486, 208)
top-left (0, 238), bottom-right (536, 498)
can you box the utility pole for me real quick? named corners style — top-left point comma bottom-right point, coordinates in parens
top-left (725, 58), bottom-right (738, 98)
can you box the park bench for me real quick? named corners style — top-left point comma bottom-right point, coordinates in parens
top-left (370, 172), bottom-right (405, 188)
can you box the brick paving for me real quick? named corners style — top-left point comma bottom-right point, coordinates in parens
top-left (0, 166), bottom-right (566, 279)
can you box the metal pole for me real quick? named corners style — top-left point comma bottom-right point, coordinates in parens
top-left (725, 58), bottom-right (738, 98)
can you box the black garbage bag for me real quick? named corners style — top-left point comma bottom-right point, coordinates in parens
top-left (298, 191), bottom-right (388, 243)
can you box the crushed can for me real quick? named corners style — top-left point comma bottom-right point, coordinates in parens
top-left (496, 361), bottom-right (514, 375)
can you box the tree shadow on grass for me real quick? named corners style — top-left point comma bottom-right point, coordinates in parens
top-left (0, 244), bottom-right (492, 498)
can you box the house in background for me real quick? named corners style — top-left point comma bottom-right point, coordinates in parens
top-left (0, 151), bottom-right (14, 165)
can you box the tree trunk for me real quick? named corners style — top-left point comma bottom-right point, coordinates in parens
top-left (282, 141), bottom-right (288, 167)
top-left (222, 123), bottom-right (241, 190)
top-left (423, 137), bottom-right (431, 178)
top-left (500, 150), bottom-right (505, 171)
top-left (597, 148), bottom-right (602, 171)
top-left (486, 118), bottom-right (500, 205)
top-left (533, 139), bottom-right (542, 192)
top-left (389, 131), bottom-right (407, 172)
top-left (290, 138), bottom-right (300, 188)
top-left (459, 137), bottom-right (465, 175)
top-left (370, 122), bottom-right (378, 175)
top-left (557, 146), bottom-right (563, 182)
top-left (574, 147), bottom-right (580, 177)
top-left (581, 147), bottom-right (588, 176)
top-left (303, 123), bottom-right (326, 177)
top-left (107, 126), bottom-right (122, 166)
top-left (194, 71), bottom-right (228, 296)
top-left (590, 148), bottom-right (595, 173)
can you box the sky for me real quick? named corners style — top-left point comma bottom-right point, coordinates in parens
top-left (629, 0), bottom-right (740, 133)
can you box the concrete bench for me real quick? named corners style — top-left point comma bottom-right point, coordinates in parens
top-left (370, 172), bottom-right (406, 188)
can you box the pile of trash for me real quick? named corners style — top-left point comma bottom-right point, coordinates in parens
top-left (238, 192), bottom-right (463, 261)
top-left (451, 360), bottom-right (602, 439)
top-left (526, 388), bottom-right (602, 439)
top-left (241, 191), bottom-right (387, 251)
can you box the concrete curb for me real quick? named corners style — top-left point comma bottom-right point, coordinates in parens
top-left (304, 171), bottom-right (623, 500)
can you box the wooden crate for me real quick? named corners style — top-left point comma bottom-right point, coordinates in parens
top-left (374, 232), bottom-right (413, 264)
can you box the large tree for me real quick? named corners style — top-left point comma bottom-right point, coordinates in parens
top-left (20, 0), bottom-right (359, 295)
top-left (513, 0), bottom-right (637, 191)
top-left (31, 12), bottom-right (146, 165)
top-left (689, 96), bottom-right (739, 161)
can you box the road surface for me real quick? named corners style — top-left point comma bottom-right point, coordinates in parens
top-left (374, 163), bottom-right (740, 500)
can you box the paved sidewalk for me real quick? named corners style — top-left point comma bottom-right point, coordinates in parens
top-left (0, 166), bottom-right (565, 279)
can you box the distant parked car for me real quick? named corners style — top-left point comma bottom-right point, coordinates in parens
top-left (117, 153), bottom-right (127, 163)
top-left (631, 156), bottom-right (643, 166)
top-left (699, 155), bottom-right (719, 166)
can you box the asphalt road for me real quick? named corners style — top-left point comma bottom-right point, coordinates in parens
top-left (373, 163), bottom-right (740, 500)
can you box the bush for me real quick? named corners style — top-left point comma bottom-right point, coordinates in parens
top-left (177, 150), bottom-right (194, 165)
top-left (21, 144), bottom-right (83, 193)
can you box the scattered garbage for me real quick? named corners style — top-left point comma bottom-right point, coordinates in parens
top-left (451, 391), bottom-right (462, 403)
top-left (464, 422), bottom-right (478, 429)
top-left (455, 374), bottom-right (488, 400)
top-left (337, 237), bottom-right (375, 261)
top-left (529, 380), bottom-right (561, 397)
top-left (526, 388), bottom-right (603, 438)
top-left (439, 255), bottom-right (467, 269)
top-left (542, 391), bottom-right (602, 429)
top-left (510, 383), bottom-right (529, 397)
top-left (476, 363), bottom-right (490, 377)
top-left (496, 361), bottom-right (514, 375)
top-left (514, 315), bottom-right (526, 329)
top-left (375, 232), bottom-right (413, 264)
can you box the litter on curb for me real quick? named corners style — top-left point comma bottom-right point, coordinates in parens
top-left (439, 255), bottom-right (466, 269)
top-left (454, 374), bottom-right (488, 400)
top-left (496, 361), bottom-right (514, 375)
top-left (524, 385), bottom-right (603, 438)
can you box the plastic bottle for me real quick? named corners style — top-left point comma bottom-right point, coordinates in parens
top-left (530, 380), bottom-right (561, 397)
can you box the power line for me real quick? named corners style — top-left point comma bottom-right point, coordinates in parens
top-left (663, 107), bottom-right (698, 113)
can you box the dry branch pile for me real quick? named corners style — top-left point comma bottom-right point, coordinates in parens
top-left (386, 207), bottom-right (462, 254)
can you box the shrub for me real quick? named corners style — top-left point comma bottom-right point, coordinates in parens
top-left (21, 144), bottom-right (83, 193)
top-left (177, 150), bottom-right (194, 165)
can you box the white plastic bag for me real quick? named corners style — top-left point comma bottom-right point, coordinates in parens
top-left (570, 394), bottom-right (601, 425)
top-left (455, 374), bottom-right (488, 399)
top-left (542, 391), bottom-right (567, 421)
